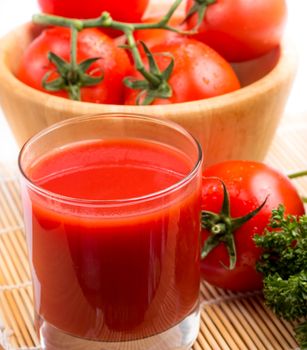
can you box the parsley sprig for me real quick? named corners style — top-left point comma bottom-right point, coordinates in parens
top-left (254, 205), bottom-right (307, 349)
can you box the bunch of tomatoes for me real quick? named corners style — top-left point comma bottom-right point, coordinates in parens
top-left (18, 0), bottom-right (287, 105)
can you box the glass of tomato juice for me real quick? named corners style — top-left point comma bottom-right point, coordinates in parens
top-left (18, 113), bottom-right (203, 350)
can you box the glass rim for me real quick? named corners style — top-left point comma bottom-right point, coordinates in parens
top-left (18, 113), bottom-right (203, 207)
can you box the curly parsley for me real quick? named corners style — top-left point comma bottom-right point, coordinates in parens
top-left (254, 205), bottom-right (307, 349)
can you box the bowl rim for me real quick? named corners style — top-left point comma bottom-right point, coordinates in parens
top-left (0, 22), bottom-right (298, 115)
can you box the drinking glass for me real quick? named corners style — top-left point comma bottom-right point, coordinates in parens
top-left (19, 113), bottom-right (203, 350)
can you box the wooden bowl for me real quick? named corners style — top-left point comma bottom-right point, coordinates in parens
top-left (0, 23), bottom-right (297, 166)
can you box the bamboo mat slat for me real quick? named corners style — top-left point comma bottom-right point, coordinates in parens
top-left (0, 123), bottom-right (306, 350)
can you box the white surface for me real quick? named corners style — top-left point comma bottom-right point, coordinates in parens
top-left (0, 0), bottom-right (307, 163)
top-left (0, 1), bottom-right (39, 163)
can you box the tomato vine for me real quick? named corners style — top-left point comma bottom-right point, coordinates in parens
top-left (32, 0), bottom-right (210, 104)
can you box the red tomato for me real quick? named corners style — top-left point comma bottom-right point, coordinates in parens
top-left (201, 160), bottom-right (305, 291)
top-left (17, 27), bottom-right (131, 104)
top-left (134, 16), bottom-right (187, 49)
top-left (186, 0), bottom-right (287, 62)
top-left (124, 38), bottom-right (240, 105)
top-left (38, 0), bottom-right (149, 22)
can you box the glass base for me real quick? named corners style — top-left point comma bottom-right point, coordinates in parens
top-left (38, 309), bottom-right (200, 350)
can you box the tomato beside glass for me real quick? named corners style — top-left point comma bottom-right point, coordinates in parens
top-left (17, 27), bottom-right (132, 104)
top-left (201, 160), bottom-right (305, 291)
top-left (186, 0), bottom-right (287, 62)
top-left (124, 38), bottom-right (240, 105)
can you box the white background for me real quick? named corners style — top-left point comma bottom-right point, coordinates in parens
top-left (0, 0), bottom-right (307, 163)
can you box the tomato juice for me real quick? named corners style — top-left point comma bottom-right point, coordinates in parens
top-left (21, 138), bottom-right (202, 341)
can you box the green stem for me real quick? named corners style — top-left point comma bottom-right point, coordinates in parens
top-left (288, 170), bottom-right (307, 179)
top-left (68, 26), bottom-right (80, 100)
top-left (154, 0), bottom-right (183, 26)
top-left (125, 30), bottom-right (161, 87)
top-left (32, 0), bottom-right (184, 33)
top-left (287, 170), bottom-right (307, 205)
top-left (70, 26), bottom-right (78, 71)
top-left (32, 13), bottom-right (85, 30)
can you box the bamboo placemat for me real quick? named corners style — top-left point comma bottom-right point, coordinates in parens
top-left (0, 123), bottom-right (306, 350)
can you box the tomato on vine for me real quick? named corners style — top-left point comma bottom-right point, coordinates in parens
top-left (17, 27), bottom-right (132, 104)
top-left (200, 161), bottom-right (305, 291)
top-left (185, 0), bottom-right (287, 62)
top-left (124, 38), bottom-right (240, 105)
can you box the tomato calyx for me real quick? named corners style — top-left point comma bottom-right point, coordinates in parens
top-left (184, 0), bottom-right (216, 30)
top-left (42, 27), bottom-right (103, 101)
top-left (43, 52), bottom-right (103, 100)
top-left (124, 42), bottom-right (173, 105)
top-left (201, 179), bottom-right (268, 269)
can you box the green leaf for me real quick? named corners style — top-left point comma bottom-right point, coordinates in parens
top-left (295, 321), bottom-right (307, 349)
top-left (141, 93), bottom-right (156, 106)
top-left (201, 235), bottom-right (221, 259)
top-left (48, 52), bottom-right (70, 76)
top-left (232, 196), bottom-right (268, 230)
top-left (67, 83), bottom-right (80, 101)
top-left (154, 81), bottom-right (172, 99)
top-left (220, 181), bottom-right (230, 216)
top-left (255, 205), bottom-right (307, 279)
top-left (80, 74), bottom-right (103, 86)
top-left (161, 56), bottom-right (175, 81)
top-left (123, 77), bottom-right (149, 90)
top-left (224, 233), bottom-right (237, 270)
top-left (255, 206), bottom-right (307, 348)
top-left (262, 271), bottom-right (307, 321)
top-left (78, 57), bottom-right (101, 72)
top-left (42, 72), bottom-right (64, 91)
top-left (140, 41), bottom-right (160, 76)
top-left (201, 210), bottom-right (220, 230)
top-left (135, 90), bottom-right (147, 105)
top-left (184, 0), bottom-right (216, 31)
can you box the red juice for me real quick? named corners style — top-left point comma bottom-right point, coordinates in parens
top-left (22, 138), bottom-right (201, 341)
